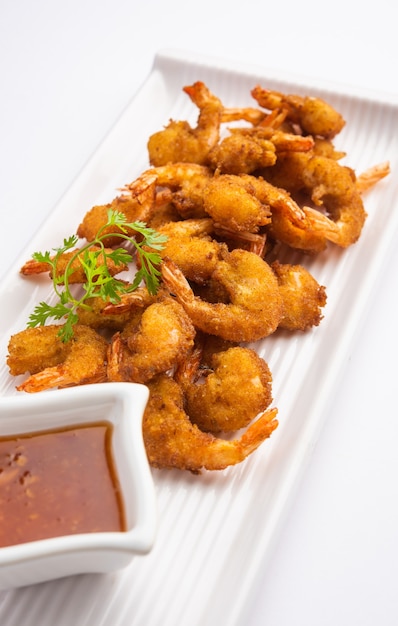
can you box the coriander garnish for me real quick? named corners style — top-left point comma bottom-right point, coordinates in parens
top-left (27, 209), bottom-right (167, 342)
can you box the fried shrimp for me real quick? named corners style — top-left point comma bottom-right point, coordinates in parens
top-left (202, 173), bottom-right (306, 234)
top-left (251, 86), bottom-right (346, 139)
top-left (208, 133), bottom-right (278, 174)
top-left (161, 249), bottom-right (283, 342)
top-left (208, 127), bottom-right (314, 175)
top-left (107, 298), bottom-right (196, 384)
top-left (178, 345), bottom-right (274, 433)
top-left (156, 218), bottom-right (228, 284)
top-left (271, 261), bottom-right (327, 330)
top-left (262, 152), bottom-right (368, 250)
top-left (126, 163), bottom-right (213, 219)
top-left (266, 208), bottom-right (330, 253)
top-left (20, 245), bottom-right (128, 283)
top-left (147, 81), bottom-right (223, 166)
top-left (7, 324), bottom-right (108, 393)
top-left (76, 184), bottom-right (156, 247)
top-left (143, 374), bottom-right (278, 472)
top-left (300, 157), bottom-right (367, 248)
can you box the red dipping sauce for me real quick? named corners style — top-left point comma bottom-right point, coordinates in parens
top-left (0, 422), bottom-right (126, 548)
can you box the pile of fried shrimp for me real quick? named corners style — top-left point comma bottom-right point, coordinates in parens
top-left (6, 81), bottom-right (390, 474)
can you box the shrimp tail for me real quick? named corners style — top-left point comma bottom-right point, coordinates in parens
top-left (239, 407), bottom-right (279, 455)
top-left (356, 161), bottom-right (391, 194)
top-left (16, 366), bottom-right (107, 393)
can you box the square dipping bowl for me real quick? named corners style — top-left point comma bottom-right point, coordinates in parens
top-left (0, 382), bottom-right (157, 590)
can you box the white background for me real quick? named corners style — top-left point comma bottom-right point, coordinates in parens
top-left (1, 1), bottom-right (398, 625)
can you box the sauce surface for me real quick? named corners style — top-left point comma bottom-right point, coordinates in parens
top-left (0, 422), bottom-right (126, 547)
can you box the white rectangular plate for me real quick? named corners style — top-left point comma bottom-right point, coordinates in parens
top-left (0, 49), bottom-right (397, 625)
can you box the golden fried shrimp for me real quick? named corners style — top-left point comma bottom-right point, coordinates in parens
top-left (266, 209), bottom-right (329, 253)
top-left (107, 298), bottom-right (196, 384)
top-left (20, 245), bottom-right (128, 283)
top-left (155, 218), bottom-right (228, 284)
top-left (202, 173), bottom-right (306, 234)
top-left (161, 249), bottom-right (283, 342)
top-left (208, 133), bottom-right (278, 174)
top-left (77, 173), bottom-right (158, 245)
top-left (301, 157), bottom-right (366, 248)
top-left (208, 125), bottom-right (314, 175)
top-left (178, 345), bottom-right (273, 433)
top-left (143, 374), bottom-right (278, 472)
top-left (8, 325), bottom-right (68, 377)
top-left (7, 324), bottom-right (108, 393)
top-left (251, 86), bottom-right (346, 139)
top-left (303, 201), bottom-right (365, 248)
top-left (126, 163), bottom-right (213, 219)
top-left (147, 81), bottom-right (223, 166)
top-left (355, 161), bottom-right (391, 194)
top-left (271, 261), bottom-right (327, 330)
top-left (263, 152), bottom-right (367, 249)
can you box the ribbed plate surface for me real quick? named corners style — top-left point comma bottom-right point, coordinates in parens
top-left (1, 49), bottom-right (397, 626)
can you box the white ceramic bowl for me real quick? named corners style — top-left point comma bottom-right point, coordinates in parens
top-left (0, 382), bottom-right (157, 590)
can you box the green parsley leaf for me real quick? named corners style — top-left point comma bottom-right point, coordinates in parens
top-left (26, 210), bottom-right (167, 341)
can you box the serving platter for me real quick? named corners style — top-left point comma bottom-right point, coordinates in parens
top-left (0, 48), bottom-right (397, 625)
